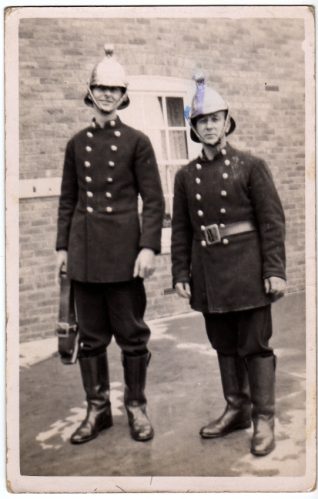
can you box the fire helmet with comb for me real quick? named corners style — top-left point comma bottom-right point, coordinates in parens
top-left (189, 72), bottom-right (236, 142)
top-left (84, 44), bottom-right (130, 110)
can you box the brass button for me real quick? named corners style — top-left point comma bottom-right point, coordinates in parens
top-left (222, 172), bottom-right (229, 179)
top-left (87, 191), bottom-right (93, 198)
top-left (110, 145), bottom-right (118, 152)
top-left (224, 159), bottom-right (230, 166)
top-left (201, 225), bottom-right (206, 231)
top-left (85, 176), bottom-right (92, 183)
top-left (84, 161), bottom-right (91, 168)
top-left (114, 130), bottom-right (121, 137)
top-left (196, 193), bottom-right (202, 201)
top-left (87, 131), bottom-right (93, 138)
top-left (106, 177), bottom-right (113, 183)
top-left (105, 206), bottom-right (113, 213)
top-left (223, 238), bottom-right (229, 245)
top-left (196, 163), bottom-right (202, 170)
top-left (221, 190), bottom-right (227, 197)
top-left (197, 210), bottom-right (204, 217)
top-left (105, 192), bottom-right (112, 198)
top-left (195, 177), bottom-right (201, 184)
top-left (220, 223), bottom-right (225, 228)
top-left (220, 208), bottom-right (226, 214)
top-left (201, 240), bottom-right (207, 247)
top-left (221, 148), bottom-right (227, 156)
top-left (110, 120), bottom-right (116, 127)
top-left (108, 161), bottom-right (115, 167)
top-left (85, 146), bottom-right (92, 152)
top-left (86, 206), bottom-right (93, 213)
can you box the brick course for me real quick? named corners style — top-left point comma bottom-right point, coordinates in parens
top-left (18, 15), bottom-right (306, 341)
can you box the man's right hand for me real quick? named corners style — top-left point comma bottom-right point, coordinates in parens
top-left (175, 282), bottom-right (191, 299)
top-left (56, 250), bottom-right (68, 278)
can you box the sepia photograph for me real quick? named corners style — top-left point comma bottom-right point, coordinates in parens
top-left (5, 4), bottom-right (316, 494)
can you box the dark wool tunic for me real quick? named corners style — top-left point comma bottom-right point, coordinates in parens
top-left (171, 143), bottom-right (286, 313)
top-left (56, 116), bottom-right (165, 283)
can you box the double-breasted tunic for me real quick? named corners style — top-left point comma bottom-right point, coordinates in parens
top-left (171, 143), bottom-right (286, 313)
top-left (56, 116), bottom-right (165, 283)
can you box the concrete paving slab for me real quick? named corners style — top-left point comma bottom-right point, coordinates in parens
top-left (18, 293), bottom-right (307, 481)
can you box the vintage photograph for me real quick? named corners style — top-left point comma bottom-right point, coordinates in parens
top-left (5, 4), bottom-right (316, 494)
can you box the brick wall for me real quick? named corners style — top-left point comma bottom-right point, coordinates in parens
top-left (19, 15), bottom-right (305, 341)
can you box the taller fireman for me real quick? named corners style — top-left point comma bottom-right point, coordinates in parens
top-left (56, 45), bottom-right (165, 444)
top-left (171, 74), bottom-right (286, 456)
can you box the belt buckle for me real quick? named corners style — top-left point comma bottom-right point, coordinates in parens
top-left (204, 224), bottom-right (221, 245)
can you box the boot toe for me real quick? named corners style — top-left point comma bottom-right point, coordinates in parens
top-left (251, 440), bottom-right (275, 456)
top-left (70, 425), bottom-right (97, 445)
top-left (250, 418), bottom-right (275, 456)
top-left (251, 434), bottom-right (275, 456)
top-left (200, 411), bottom-right (251, 438)
top-left (126, 405), bottom-right (154, 442)
top-left (131, 425), bottom-right (154, 441)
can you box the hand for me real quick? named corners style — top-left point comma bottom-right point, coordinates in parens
top-left (133, 248), bottom-right (155, 279)
top-left (264, 276), bottom-right (286, 300)
top-left (175, 282), bottom-right (191, 299)
top-left (56, 250), bottom-right (68, 279)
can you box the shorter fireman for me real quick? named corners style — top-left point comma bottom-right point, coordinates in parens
top-left (171, 74), bottom-right (286, 456)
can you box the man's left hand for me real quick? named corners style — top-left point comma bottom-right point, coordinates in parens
top-left (264, 276), bottom-right (286, 300)
top-left (133, 248), bottom-right (156, 279)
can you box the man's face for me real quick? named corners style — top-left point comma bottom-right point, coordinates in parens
top-left (196, 111), bottom-right (227, 146)
top-left (91, 85), bottom-right (124, 113)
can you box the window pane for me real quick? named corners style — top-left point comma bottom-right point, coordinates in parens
top-left (169, 130), bottom-right (188, 160)
top-left (148, 130), bottom-right (167, 161)
top-left (143, 95), bottom-right (165, 129)
top-left (119, 94), bottom-right (144, 128)
top-left (166, 97), bottom-right (185, 127)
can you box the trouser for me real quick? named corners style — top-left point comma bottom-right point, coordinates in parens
top-left (73, 277), bottom-right (151, 358)
top-left (203, 305), bottom-right (273, 358)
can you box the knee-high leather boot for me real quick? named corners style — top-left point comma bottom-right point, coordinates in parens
top-left (246, 354), bottom-right (276, 456)
top-left (200, 353), bottom-right (251, 438)
top-left (70, 352), bottom-right (113, 444)
top-left (122, 352), bottom-right (154, 442)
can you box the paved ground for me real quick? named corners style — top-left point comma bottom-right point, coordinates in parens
top-left (19, 293), bottom-right (307, 484)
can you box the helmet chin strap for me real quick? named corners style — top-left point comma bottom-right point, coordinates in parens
top-left (86, 85), bottom-right (128, 114)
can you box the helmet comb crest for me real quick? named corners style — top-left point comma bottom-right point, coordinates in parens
top-left (193, 71), bottom-right (205, 86)
top-left (104, 44), bottom-right (114, 57)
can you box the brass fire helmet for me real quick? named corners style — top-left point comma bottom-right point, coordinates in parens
top-left (84, 44), bottom-right (130, 110)
top-left (189, 73), bottom-right (236, 143)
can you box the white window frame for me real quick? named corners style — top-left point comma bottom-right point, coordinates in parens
top-left (119, 76), bottom-right (201, 253)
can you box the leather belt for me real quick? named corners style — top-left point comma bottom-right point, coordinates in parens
top-left (202, 221), bottom-right (256, 246)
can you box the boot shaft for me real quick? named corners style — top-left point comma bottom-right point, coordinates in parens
top-left (79, 352), bottom-right (110, 403)
top-left (122, 352), bottom-right (150, 406)
top-left (218, 354), bottom-right (250, 408)
top-left (246, 354), bottom-right (276, 419)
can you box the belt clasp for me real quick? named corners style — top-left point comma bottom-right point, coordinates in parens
top-left (204, 224), bottom-right (221, 245)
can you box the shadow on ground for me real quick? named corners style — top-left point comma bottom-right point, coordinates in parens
top-left (19, 293), bottom-right (306, 477)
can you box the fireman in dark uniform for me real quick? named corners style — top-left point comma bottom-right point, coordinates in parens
top-left (171, 74), bottom-right (286, 456)
top-left (56, 45), bottom-right (164, 444)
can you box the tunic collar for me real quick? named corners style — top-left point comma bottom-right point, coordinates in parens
top-left (90, 116), bottom-right (122, 130)
top-left (199, 145), bottom-right (224, 163)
